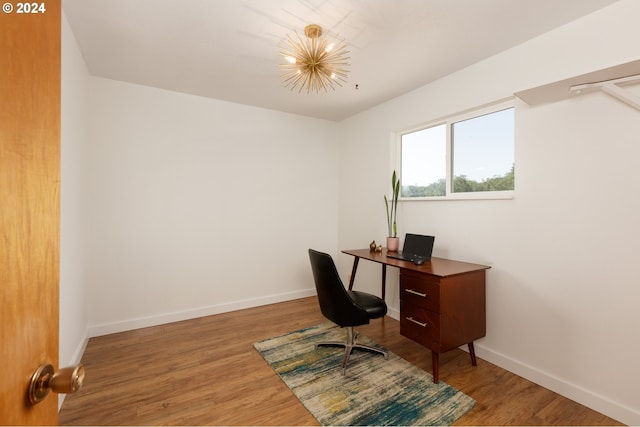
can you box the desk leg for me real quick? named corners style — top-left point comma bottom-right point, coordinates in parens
top-left (432, 351), bottom-right (439, 384)
top-left (381, 264), bottom-right (386, 300)
top-left (468, 342), bottom-right (478, 366)
top-left (348, 257), bottom-right (359, 290)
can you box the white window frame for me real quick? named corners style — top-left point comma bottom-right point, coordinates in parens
top-left (393, 98), bottom-right (515, 201)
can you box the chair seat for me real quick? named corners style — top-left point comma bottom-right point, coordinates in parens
top-left (348, 290), bottom-right (387, 319)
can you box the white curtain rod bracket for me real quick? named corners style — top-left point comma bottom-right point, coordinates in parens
top-left (569, 74), bottom-right (640, 111)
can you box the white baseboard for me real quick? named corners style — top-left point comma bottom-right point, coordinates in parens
top-left (474, 344), bottom-right (639, 426)
top-left (86, 288), bottom-right (317, 338)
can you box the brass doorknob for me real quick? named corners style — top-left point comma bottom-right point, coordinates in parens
top-left (28, 363), bottom-right (85, 405)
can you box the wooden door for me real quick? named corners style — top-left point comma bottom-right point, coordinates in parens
top-left (0, 0), bottom-right (61, 424)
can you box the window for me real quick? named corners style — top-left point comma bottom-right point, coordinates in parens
top-left (399, 101), bottom-right (514, 199)
top-left (401, 124), bottom-right (447, 197)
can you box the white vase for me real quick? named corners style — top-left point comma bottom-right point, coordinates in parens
top-left (386, 237), bottom-right (400, 252)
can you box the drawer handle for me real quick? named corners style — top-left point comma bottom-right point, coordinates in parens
top-left (406, 316), bottom-right (428, 328)
top-left (405, 289), bottom-right (428, 298)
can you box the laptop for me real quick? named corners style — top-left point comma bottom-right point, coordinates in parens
top-left (387, 233), bottom-right (435, 262)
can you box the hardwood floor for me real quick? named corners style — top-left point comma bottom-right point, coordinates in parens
top-left (59, 297), bottom-right (623, 426)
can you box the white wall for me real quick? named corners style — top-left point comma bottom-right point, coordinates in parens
top-left (337, 1), bottom-right (640, 425)
top-left (60, 12), bottom-right (90, 409)
top-left (84, 78), bottom-right (340, 335)
top-left (60, 11), bottom-right (89, 376)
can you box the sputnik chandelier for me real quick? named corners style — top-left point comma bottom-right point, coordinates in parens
top-left (280, 24), bottom-right (350, 94)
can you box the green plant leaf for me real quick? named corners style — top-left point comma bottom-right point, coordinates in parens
top-left (385, 170), bottom-right (400, 238)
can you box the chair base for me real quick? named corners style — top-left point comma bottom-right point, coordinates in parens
top-left (315, 326), bottom-right (389, 375)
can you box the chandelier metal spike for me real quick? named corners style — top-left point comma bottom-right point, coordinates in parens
top-left (279, 24), bottom-right (350, 94)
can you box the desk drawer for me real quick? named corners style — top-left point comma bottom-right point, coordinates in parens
top-left (400, 274), bottom-right (440, 312)
top-left (400, 301), bottom-right (441, 351)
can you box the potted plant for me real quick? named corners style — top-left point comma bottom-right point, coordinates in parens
top-left (384, 170), bottom-right (400, 251)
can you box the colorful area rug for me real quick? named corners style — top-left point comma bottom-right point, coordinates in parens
top-left (253, 322), bottom-right (475, 426)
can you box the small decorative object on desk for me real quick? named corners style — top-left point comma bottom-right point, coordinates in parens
top-left (384, 170), bottom-right (400, 251)
top-left (369, 240), bottom-right (383, 253)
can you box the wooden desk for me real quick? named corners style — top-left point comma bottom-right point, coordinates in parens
top-left (342, 248), bottom-right (491, 383)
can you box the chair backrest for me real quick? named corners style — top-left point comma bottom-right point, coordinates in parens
top-left (308, 249), bottom-right (370, 327)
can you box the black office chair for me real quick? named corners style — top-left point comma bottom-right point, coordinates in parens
top-left (308, 249), bottom-right (388, 374)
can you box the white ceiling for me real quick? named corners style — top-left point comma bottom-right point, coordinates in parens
top-left (63, 0), bottom-right (619, 121)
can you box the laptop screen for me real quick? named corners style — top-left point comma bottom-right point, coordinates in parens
top-left (402, 234), bottom-right (435, 258)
